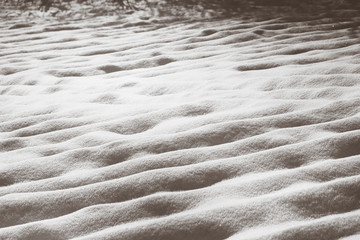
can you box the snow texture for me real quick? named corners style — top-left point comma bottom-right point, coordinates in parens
top-left (1, 9), bottom-right (360, 240)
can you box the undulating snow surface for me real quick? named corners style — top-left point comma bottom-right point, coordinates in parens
top-left (1, 10), bottom-right (360, 240)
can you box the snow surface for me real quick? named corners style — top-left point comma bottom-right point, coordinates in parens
top-left (1, 9), bottom-right (360, 240)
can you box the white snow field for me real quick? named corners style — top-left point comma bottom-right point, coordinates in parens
top-left (0, 7), bottom-right (360, 240)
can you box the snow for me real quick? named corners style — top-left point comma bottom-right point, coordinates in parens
top-left (0, 7), bottom-right (360, 240)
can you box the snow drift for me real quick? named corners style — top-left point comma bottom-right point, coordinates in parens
top-left (1, 9), bottom-right (360, 240)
